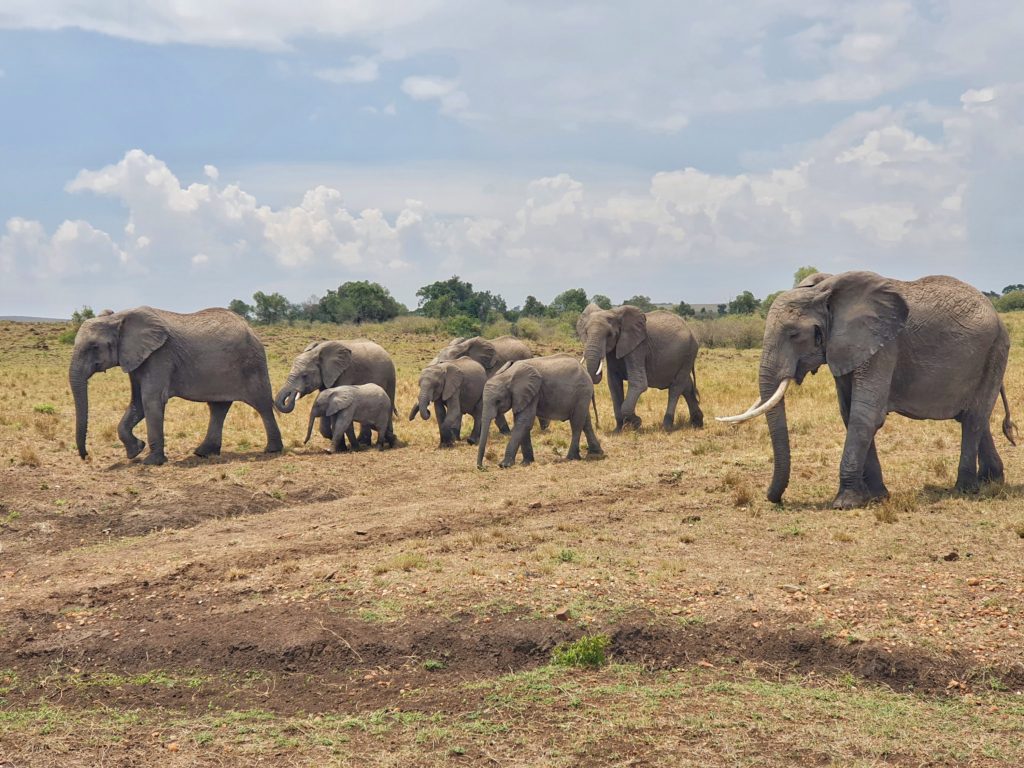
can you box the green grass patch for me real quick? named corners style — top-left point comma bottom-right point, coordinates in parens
top-left (551, 634), bottom-right (610, 668)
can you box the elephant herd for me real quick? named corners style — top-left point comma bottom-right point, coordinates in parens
top-left (69, 271), bottom-right (1017, 509)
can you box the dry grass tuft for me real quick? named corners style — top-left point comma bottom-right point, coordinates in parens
top-left (875, 491), bottom-right (917, 523)
top-left (18, 446), bottom-right (40, 467)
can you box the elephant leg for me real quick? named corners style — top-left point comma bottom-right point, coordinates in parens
top-left (254, 400), bottom-right (283, 453)
top-left (662, 388), bottom-right (681, 431)
top-left (119, 376), bottom-right (146, 459)
top-left (520, 429), bottom-right (535, 466)
top-left (681, 373), bottom-right (704, 428)
top-left (834, 395), bottom-right (889, 509)
top-left (332, 416), bottom-right (354, 453)
top-left (955, 414), bottom-right (984, 493)
top-left (500, 408), bottom-right (535, 468)
top-left (467, 403), bottom-right (483, 445)
top-left (608, 373), bottom-right (626, 432)
top-left (346, 423), bottom-right (360, 451)
top-left (566, 412), bottom-right (584, 461)
top-left (195, 401), bottom-right (231, 457)
top-left (357, 423), bottom-right (373, 446)
top-left (835, 378), bottom-right (887, 501)
top-left (495, 411), bottom-right (512, 435)
top-left (978, 426), bottom-right (1005, 484)
top-left (583, 414), bottom-right (603, 456)
top-left (538, 418), bottom-right (551, 432)
top-left (436, 402), bottom-right (453, 447)
top-left (319, 414), bottom-right (333, 441)
top-left (140, 391), bottom-right (168, 466)
top-left (376, 428), bottom-right (387, 451)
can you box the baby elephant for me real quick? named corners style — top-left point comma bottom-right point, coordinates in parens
top-left (305, 384), bottom-right (396, 453)
top-left (476, 354), bottom-right (603, 469)
top-left (409, 358), bottom-right (487, 447)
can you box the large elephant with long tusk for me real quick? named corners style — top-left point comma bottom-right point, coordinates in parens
top-left (718, 271), bottom-right (1017, 509)
top-left (577, 303), bottom-right (702, 431)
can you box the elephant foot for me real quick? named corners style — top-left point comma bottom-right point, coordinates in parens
top-left (193, 441), bottom-right (221, 458)
top-left (142, 451), bottom-right (167, 466)
top-left (955, 470), bottom-right (979, 494)
top-left (661, 417), bottom-right (675, 431)
top-left (587, 447), bottom-right (605, 458)
top-left (622, 415), bottom-right (642, 431)
top-left (978, 465), bottom-right (1005, 485)
top-left (498, 460), bottom-right (513, 469)
top-left (124, 438), bottom-right (146, 460)
top-left (690, 412), bottom-right (704, 428)
top-left (466, 436), bottom-right (478, 445)
top-left (439, 441), bottom-right (456, 449)
top-left (831, 487), bottom-right (871, 510)
top-left (264, 440), bottom-right (284, 454)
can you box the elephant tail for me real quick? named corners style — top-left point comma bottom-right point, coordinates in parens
top-left (690, 361), bottom-right (700, 404)
top-left (1001, 384), bottom-right (1018, 446)
top-left (591, 392), bottom-right (600, 429)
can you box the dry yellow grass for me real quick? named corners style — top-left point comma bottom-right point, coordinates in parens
top-left (1, 314), bottom-right (1023, 767)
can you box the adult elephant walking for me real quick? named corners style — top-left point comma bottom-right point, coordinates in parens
top-left (577, 304), bottom-right (703, 431)
top-left (718, 271), bottom-right (1017, 509)
top-left (274, 340), bottom-right (397, 447)
top-left (431, 335), bottom-right (534, 434)
top-left (70, 307), bottom-right (283, 465)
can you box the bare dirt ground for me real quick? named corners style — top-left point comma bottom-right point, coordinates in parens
top-left (1, 317), bottom-right (1023, 767)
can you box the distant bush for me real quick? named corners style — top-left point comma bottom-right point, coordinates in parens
top-left (996, 290), bottom-right (1024, 312)
top-left (445, 315), bottom-right (482, 337)
top-left (389, 315), bottom-right (443, 336)
top-left (58, 305), bottom-right (97, 345)
top-left (693, 315), bottom-right (765, 349)
top-left (513, 318), bottom-right (543, 340)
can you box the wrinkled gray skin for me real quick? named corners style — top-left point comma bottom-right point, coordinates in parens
top-left (305, 384), bottom-right (395, 453)
top-left (275, 340), bottom-right (397, 450)
top-left (577, 304), bottom-right (703, 431)
top-left (70, 306), bottom-right (283, 465)
top-left (409, 357), bottom-right (487, 447)
top-left (432, 335), bottom-right (534, 434)
top-left (476, 354), bottom-right (602, 469)
top-left (748, 271), bottom-right (1016, 509)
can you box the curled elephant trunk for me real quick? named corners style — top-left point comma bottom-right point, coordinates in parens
top-left (418, 393), bottom-right (432, 420)
top-left (274, 377), bottom-right (300, 414)
top-left (582, 340), bottom-right (604, 385)
top-left (70, 355), bottom-right (90, 460)
top-left (476, 408), bottom-right (494, 468)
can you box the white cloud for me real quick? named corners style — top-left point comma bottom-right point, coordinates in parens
top-left (315, 56), bottom-right (379, 84)
top-left (400, 75), bottom-right (473, 118)
top-left (3, 82), bottom-right (1022, 314)
top-left (203, 164), bottom-right (219, 180)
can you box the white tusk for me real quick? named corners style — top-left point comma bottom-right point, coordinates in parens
top-left (580, 356), bottom-right (586, 366)
top-left (596, 358), bottom-right (603, 377)
top-left (716, 379), bottom-right (791, 424)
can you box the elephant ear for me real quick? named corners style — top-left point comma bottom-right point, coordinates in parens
top-left (324, 387), bottom-right (357, 418)
top-left (495, 360), bottom-right (515, 376)
top-left (614, 305), bottom-right (648, 359)
top-left (318, 342), bottom-right (353, 387)
top-left (467, 338), bottom-right (497, 369)
top-left (442, 363), bottom-right (463, 401)
top-left (821, 271), bottom-right (909, 377)
top-left (576, 303), bottom-right (601, 341)
top-left (118, 307), bottom-right (169, 373)
top-left (511, 363), bottom-right (543, 412)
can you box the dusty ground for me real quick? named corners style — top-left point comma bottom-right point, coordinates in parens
top-left (1, 316), bottom-right (1023, 767)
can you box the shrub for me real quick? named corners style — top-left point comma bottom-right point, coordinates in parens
top-left (514, 318), bottom-right (543, 340)
top-left (996, 290), bottom-right (1024, 312)
top-left (551, 635), bottom-right (610, 668)
top-left (445, 315), bottom-right (482, 337)
top-left (692, 315), bottom-right (765, 349)
top-left (33, 404), bottom-right (56, 415)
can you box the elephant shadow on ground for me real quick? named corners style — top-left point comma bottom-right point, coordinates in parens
top-left (103, 451), bottom-right (284, 471)
top-left (920, 482), bottom-right (1024, 502)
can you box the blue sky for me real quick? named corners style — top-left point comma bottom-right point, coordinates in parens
top-left (1, 1), bottom-right (1023, 316)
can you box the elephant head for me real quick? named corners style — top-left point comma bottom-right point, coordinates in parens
top-left (476, 362), bottom-right (541, 468)
top-left (718, 271), bottom-right (909, 503)
top-left (432, 336), bottom-right (497, 371)
top-left (409, 362), bottom-right (463, 421)
top-left (304, 388), bottom-right (356, 444)
top-left (69, 307), bottom-right (169, 460)
top-left (275, 341), bottom-right (353, 413)
top-left (576, 303), bottom-right (647, 384)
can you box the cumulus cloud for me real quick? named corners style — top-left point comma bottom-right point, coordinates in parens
top-left (2, 83), bottom-right (1022, 315)
top-left (315, 56), bottom-right (380, 84)
top-left (400, 75), bottom-right (473, 118)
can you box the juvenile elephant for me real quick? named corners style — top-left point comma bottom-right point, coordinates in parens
top-left (304, 384), bottom-right (395, 452)
top-left (409, 357), bottom-right (487, 447)
top-left (275, 340), bottom-right (397, 449)
top-left (70, 306), bottom-right (283, 465)
top-left (577, 304), bottom-right (703, 431)
top-left (475, 354), bottom-right (603, 469)
top-left (432, 335), bottom-right (534, 434)
top-left (718, 271), bottom-right (1017, 509)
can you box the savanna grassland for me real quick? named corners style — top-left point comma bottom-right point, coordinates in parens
top-left (1, 314), bottom-right (1024, 767)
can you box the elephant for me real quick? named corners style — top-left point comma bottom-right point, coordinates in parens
top-left (70, 306), bottom-right (283, 465)
top-left (304, 384), bottom-right (395, 452)
top-left (577, 304), bottom-right (703, 431)
top-left (476, 354), bottom-right (603, 469)
top-left (275, 340), bottom-right (397, 450)
top-left (718, 271), bottom-right (1017, 509)
top-left (431, 335), bottom-right (535, 434)
top-left (409, 357), bottom-right (487, 447)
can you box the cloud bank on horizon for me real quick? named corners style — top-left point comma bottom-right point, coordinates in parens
top-left (0, 1), bottom-right (1022, 315)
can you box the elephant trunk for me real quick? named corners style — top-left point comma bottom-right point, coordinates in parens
top-left (582, 338), bottom-right (605, 384)
top-left (760, 356), bottom-right (791, 504)
top-left (418, 391), bottom-right (432, 420)
top-left (274, 376), bottom-right (299, 414)
top-left (476, 407), bottom-right (494, 468)
top-left (70, 352), bottom-right (90, 460)
top-left (304, 406), bottom-right (319, 444)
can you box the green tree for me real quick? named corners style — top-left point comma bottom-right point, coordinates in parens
top-left (416, 276), bottom-right (506, 322)
top-left (622, 295), bottom-right (656, 312)
top-left (251, 291), bottom-right (295, 324)
top-left (793, 265), bottom-right (820, 287)
top-left (318, 280), bottom-right (404, 324)
top-left (717, 304), bottom-right (727, 316)
top-left (675, 301), bottom-right (695, 317)
top-left (996, 290), bottom-right (1024, 312)
top-left (760, 291), bottom-right (782, 317)
top-left (228, 299), bottom-right (253, 320)
top-left (728, 291), bottom-right (760, 315)
top-left (590, 294), bottom-right (613, 310)
top-left (1002, 284), bottom-right (1024, 295)
top-left (70, 306), bottom-right (96, 325)
top-left (549, 288), bottom-right (589, 316)
top-left (520, 295), bottom-right (547, 317)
